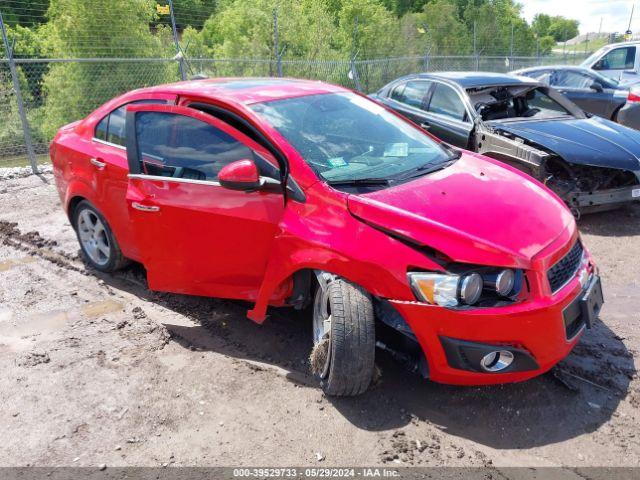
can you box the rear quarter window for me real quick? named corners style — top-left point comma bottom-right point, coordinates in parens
top-left (94, 99), bottom-right (166, 146)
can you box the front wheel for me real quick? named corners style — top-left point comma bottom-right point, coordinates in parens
top-left (310, 278), bottom-right (375, 396)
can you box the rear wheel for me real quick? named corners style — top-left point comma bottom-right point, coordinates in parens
top-left (73, 200), bottom-right (128, 272)
top-left (310, 278), bottom-right (375, 396)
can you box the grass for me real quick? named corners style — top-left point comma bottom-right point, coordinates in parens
top-left (0, 154), bottom-right (51, 169)
top-left (557, 37), bottom-right (609, 56)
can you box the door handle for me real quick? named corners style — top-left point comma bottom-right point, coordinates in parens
top-left (420, 122), bottom-right (431, 130)
top-left (131, 202), bottom-right (160, 212)
top-left (90, 158), bottom-right (106, 169)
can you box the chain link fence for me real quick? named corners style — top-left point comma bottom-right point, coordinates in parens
top-left (0, 52), bottom-right (589, 170)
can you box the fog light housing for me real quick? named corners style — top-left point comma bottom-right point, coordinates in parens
top-left (479, 350), bottom-right (514, 372)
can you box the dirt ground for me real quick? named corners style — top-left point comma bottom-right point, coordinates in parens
top-left (0, 171), bottom-right (639, 470)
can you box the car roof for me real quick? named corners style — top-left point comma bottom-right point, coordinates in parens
top-left (598, 41), bottom-right (640, 50)
top-left (400, 71), bottom-right (539, 88)
top-left (134, 77), bottom-right (348, 104)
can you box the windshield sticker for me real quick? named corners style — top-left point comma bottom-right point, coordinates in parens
top-left (384, 143), bottom-right (409, 157)
top-left (327, 157), bottom-right (348, 168)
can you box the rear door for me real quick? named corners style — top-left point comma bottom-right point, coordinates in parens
top-left (90, 97), bottom-right (173, 259)
top-left (124, 104), bottom-right (285, 300)
top-left (423, 82), bottom-right (474, 148)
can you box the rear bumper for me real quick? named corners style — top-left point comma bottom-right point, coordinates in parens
top-left (389, 263), bottom-right (596, 386)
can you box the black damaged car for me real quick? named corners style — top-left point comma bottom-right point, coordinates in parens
top-left (371, 72), bottom-right (640, 216)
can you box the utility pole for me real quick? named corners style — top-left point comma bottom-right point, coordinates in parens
top-left (598, 17), bottom-right (603, 36)
top-left (168, 0), bottom-right (186, 80)
top-left (0, 11), bottom-right (38, 174)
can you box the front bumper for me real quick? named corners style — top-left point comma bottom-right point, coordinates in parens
top-left (389, 259), bottom-right (598, 386)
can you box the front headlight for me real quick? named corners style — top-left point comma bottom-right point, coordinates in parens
top-left (408, 268), bottom-right (522, 307)
top-left (408, 272), bottom-right (483, 307)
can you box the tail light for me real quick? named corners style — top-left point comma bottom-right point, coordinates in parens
top-left (627, 90), bottom-right (640, 103)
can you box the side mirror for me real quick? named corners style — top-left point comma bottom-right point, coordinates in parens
top-left (218, 159), bottom-right (261, 191)
top-left (590, 81), bottom-right (604, 92)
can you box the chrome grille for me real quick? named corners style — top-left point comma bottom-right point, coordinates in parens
top-left (547, 241), bottom-right (584, 293)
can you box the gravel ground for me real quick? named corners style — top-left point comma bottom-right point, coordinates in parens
top-left (0, 172), bottom-right (638, 469)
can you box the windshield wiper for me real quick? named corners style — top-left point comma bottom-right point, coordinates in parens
top-left (326, 177), bottom-right (390, 186)
top-left (445, 147), bottom-right (462, 160)
top-left (394, 159), bottom-right (457, 182)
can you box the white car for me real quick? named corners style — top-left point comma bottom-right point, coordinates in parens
top-left (581, 41), bottom-right (640, 84)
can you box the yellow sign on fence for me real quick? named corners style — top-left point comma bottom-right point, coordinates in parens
top-left (156, 4), bottom-right (170, 15)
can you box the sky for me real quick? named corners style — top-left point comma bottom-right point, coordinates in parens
top-left (521, 0), bottom-right (637, 35)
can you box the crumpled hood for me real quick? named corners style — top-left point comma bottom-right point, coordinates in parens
top-left (493, 117), bottom-right (640, 171)
top-left (347, 153), bottom-right (575, 268)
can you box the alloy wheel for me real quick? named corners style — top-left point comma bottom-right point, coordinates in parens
top-left (77, 209), bottom-right (111, 266)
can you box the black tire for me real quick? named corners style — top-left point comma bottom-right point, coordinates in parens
top-left (315, 279), bottom-right (376, 396)
top-left (72, 200), bottom-right (128, 273)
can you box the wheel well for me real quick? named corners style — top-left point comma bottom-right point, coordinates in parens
top-left (287, 269), bottom-right (315, 309)
top-left (67, 196), bottom-right (86, 222)
top-left (612, 105), bottom-right (622, 122)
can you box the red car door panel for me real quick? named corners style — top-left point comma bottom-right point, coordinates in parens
top-left (91, 141), bottom-right (138, 259)
top-left (124, 104), bottom-right (285, 300)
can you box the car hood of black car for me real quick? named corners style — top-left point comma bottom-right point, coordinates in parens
top-left (491, 116), bottom-right (640, 171)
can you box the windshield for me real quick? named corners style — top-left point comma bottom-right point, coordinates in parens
top-left (469, 86), bottom-right (573, 122)
top-left (250, 92), bottom-right (453, 184)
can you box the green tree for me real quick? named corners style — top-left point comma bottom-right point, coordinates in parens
top-left (463, 0), bottom-right (536, 56)
top-left (538, 35), bottom-right (556, 55)
top-left (548, 17), bottom-right (579, 42)
top-left (380, 0), bottom-right (428, 17)
top-left (39, 0), bottom-right (176, 139)
top-left (336, 0), bottom-right (401, 58)
top-left (201, 0), bottom-right (338, 60)
top-left (414, 0), bottom-right (471, 55)
top-left (531, 13), bottom-right (579, 43)
top-left (171, 0), bottom-right (219, 29)
top-left (531, 13), bottom-right (552, 39)
top-left (0, 0), bottom-right (50, 27)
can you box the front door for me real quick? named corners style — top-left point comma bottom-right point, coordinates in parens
top-left (124, 104), bottom-right (285, 301)
top-left (551, 70), bottom-right (613, 118)
top-left (591, 45), bottom-right (638, 83)
top-left (423, 82), bottom-right (474, 148)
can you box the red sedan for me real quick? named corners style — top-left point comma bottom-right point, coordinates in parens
top-left (51, 78), bottom-right (604, 396)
